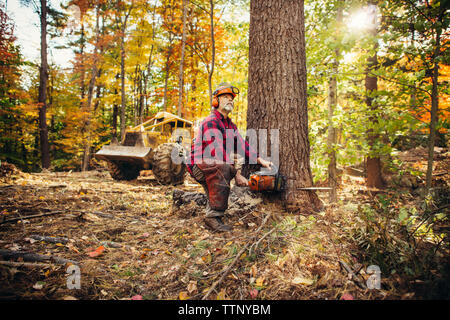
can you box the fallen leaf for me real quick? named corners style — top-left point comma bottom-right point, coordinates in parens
top-left (201, 254), bottom-right (212, 263)
top-left (179, 291), bottom-right (189, 300)
top-left (255, 277), bottom-right (265, 287)
top-left (33, 281), bottom-right (45, 290)
top-left (292, 276), bottom-right (314, 286)
top-left (187, 281), bottom-right (197, 294)
top-left (62, 296), bottom-right (78, 300)
top-left (250, 264), bottom-right (258, 277)
top-left (67, 243), bottom-right (80, 254)
top-left (249, 289), bottom-right (258, 299)
top-left (24, 237), bottom-right (37, 244)
top-left (216, 289), bottom-right (227, 300)
top-left (88, 245), bottom-right (105, 258)
top-left (131, 295), bottom-right (143, 300)
top-left (229, 273), bottom-right (239, 280)
top-left (340, 293), bottom-right (354, 300)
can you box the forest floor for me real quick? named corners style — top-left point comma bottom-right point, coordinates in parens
top-left (0, 146), bottom-right (448, 300)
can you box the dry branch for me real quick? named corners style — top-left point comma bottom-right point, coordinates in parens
top-left (202, 213), bottom-right (271, 300)
top-left (0, 249), bottom-right (78, 265)
top-left (30, 235), bottom-right (69, 244)
top-left (0, 260), bottom-right (53, 268)
top-left (0, 211), bottom-right (65, 225)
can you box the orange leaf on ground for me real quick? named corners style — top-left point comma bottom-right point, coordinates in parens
top-left (88, 245), bottom-right (105, 258)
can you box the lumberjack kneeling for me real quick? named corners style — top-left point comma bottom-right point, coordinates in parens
top-left (186, 82), bottom-right (273, 232)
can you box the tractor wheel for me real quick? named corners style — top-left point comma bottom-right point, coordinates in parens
top-left (152, 143), bottom-right (186, 185)
top-left (108, 161), bottom-right (141, 181)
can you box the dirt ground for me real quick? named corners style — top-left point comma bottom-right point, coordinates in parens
top-left (0, 148), bottom-right (448, 300)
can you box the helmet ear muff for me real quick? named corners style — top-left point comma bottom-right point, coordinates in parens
top-left (212, 96), bottom-right (219, 108)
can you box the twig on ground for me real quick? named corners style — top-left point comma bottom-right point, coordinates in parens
top-left (0, 211), bottom-right (65, 225)
top-left (202, 213), bottom-right (271, 300)
top-left (0, 260), bottom-right (53, 268)
top-left (30, 235), bottom-right (69, 244)
top-left (0, 249), bottom-right (78, 265)
top-left (249, 227), bottom-right (277, 256)
top-left (339, 260), bottom-right (366, 289)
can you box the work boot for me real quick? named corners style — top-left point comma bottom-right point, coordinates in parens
top-left (204, 217), bottom-right (233, 232)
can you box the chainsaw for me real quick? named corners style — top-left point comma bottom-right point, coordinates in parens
top-left (248, 165), bottom-right (286, 192)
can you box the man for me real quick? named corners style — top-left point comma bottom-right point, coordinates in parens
top-left (186, 83), bottom-right (273, 232)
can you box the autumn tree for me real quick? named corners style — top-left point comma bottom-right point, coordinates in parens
top-left (0, 4), bottom-right (29, 168)
top-left (247, 0), bottom-right (322, 213)
top-left (380, 0), bottom-right (449, 194)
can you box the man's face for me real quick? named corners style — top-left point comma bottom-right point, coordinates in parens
top-left (218, 93), bottom-right (234, 113)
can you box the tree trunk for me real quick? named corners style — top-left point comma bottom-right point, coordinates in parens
top-left (82, 6), bottom-right (101, 172)
top-left (177, 0), bottom-right (188, 117)
top-left (80, 23), bottom-right (86, 106)
top-left (163, 42), bottom-right (172, 112)
top-left (38, 0), bottom-right (50, 169)
top-left (365, 3), bottom-right (384, 189)
top-left (208, 0), bottom-right (215, 108)
top-left (120, 33), bottom-right (126, 141)
top-left (117, 3), bottom-right (133, 141)
top-left (425, 27), bottom-right (442, 193)
top-left (112, 101), bottom-right (118, 140)
top-left (247, 0), bottom-right (322, 214)
top-left (327, 54), bottom-right (339, 203)
top-left (327, 5), bottom-right (342, 204)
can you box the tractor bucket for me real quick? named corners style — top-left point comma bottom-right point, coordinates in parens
top-left (94, 144), bottom-right (152, 166)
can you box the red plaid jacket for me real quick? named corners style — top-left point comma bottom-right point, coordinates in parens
top-left (186, 110), bottom-right (258, 174)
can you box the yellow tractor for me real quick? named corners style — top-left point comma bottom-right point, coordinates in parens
top-left (94, 112), bottom-right (192, 185)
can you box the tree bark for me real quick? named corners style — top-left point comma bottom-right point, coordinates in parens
top-left (81, 6), bottom-right (101, 172)
top-left (112, 101), bottom-right (118, 140)
top-left (38, 0), bottom-right (50, 169)
top-left (425, 26), bottom-right (442, 193)
top-left (208, 0), bottom-right (215, 108)
top-left (120, 33), bottom-right (126, 141)
top-left (247, 0), bottom-right (322, 214)
top-left (162, 40), bottom-right (173, 112)
top-left (327, 54), bottom-right (339, 203)
top-left (80, 23), bottom-right (86, 107)
top-left (118, 4), bottom-right (133, 141)
top-left (365, 3), bottom-right (384, 189)
top-left (327, 5), bottom-right (342, 204)
top-left (177, 0), bottom-right (188, 117)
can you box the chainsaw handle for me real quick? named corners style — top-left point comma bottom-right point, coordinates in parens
top-left (258, 164), bottom-right (278, 176)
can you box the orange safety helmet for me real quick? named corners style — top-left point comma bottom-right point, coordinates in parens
top-left (212, 83), bottom-right (240, 108)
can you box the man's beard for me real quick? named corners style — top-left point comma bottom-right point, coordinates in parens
top-left (223, 103), bottom-right (234, 112)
